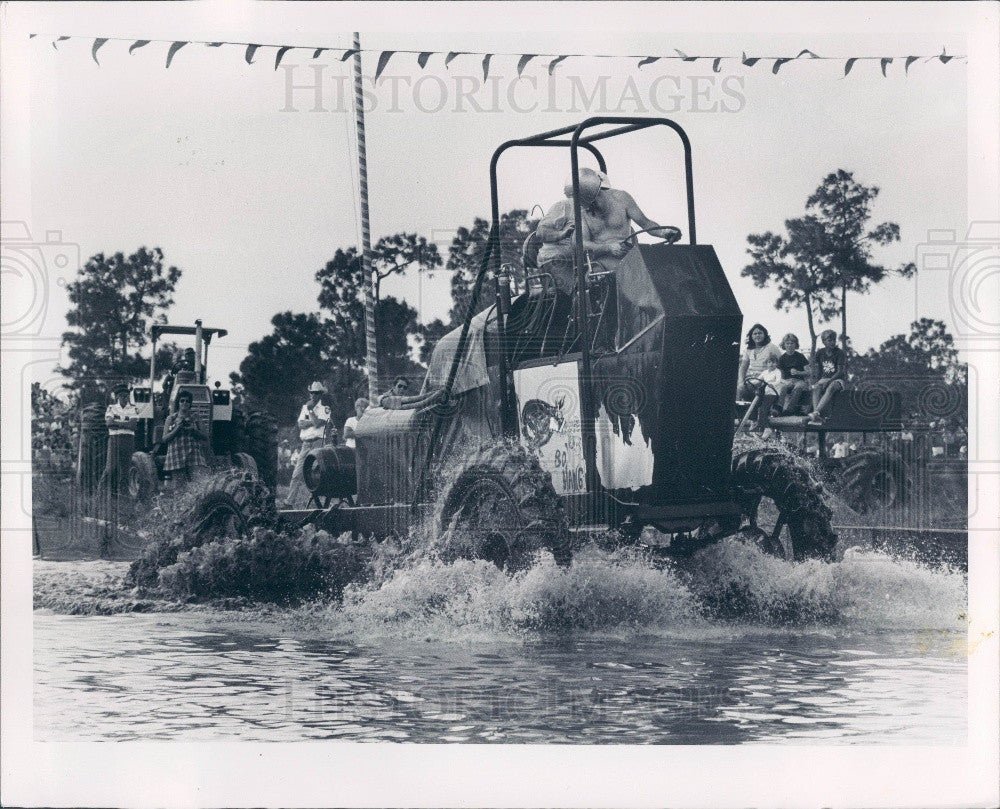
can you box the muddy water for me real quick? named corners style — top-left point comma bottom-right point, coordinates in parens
top-left (34, 542), bottom-right (967, 743)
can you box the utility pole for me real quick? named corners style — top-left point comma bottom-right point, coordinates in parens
top-left (352, 32), bottom-right (378, 403)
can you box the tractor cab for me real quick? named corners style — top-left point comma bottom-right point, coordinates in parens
top-left (132, 320), bottom-right (231, 454)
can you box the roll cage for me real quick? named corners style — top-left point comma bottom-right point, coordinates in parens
top-left (440, 117), bottom-right (699, 493)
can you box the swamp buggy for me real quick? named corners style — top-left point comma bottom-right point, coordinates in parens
top-left (190, 117), bottom-right (839, 566)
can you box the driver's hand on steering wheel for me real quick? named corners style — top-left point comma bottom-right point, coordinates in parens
top-left (656, 226), bottom-right (682, 243)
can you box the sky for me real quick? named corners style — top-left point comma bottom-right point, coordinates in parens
top-left (1, 2), bottom-right (979, 392)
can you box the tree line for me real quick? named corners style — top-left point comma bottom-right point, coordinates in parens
top-left (53, 168), bottom-right (964, 432)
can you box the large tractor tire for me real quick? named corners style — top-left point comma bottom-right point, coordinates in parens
top-left (184, 470), bottom-right (276, 546)
top-left (127, 451), bottom-right (159, 502)
top-left (439, 443), bottom-right (572, 570)
top-left (77, 403), bottom-right (108, 495)
top-left (730, 448), bottom-right (838, 561)
top-left (243, 411), bottom-right (278, 491)
top-left (840, 448), bottom-right (908, 513)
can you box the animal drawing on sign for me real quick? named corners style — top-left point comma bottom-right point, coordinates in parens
top-left (521, 396), bottom-right (565, 451)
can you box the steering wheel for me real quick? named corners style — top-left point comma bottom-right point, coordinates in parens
top-left (744, 375), bottom-right (781, 398)
top-left (621, 225), bottom-right (683, 247)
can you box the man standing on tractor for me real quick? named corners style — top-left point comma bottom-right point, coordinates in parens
top-left (99, 382), bottom-right (137, 496)
top-left (286, 381), bottom-right (330, 506)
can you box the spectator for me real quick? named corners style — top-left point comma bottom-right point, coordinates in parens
top-left (807, 329), bottom-right (847, 425)
top-left (286, 381), bottom-right (330, 507)
top-left (99, 382), bottom-right (138, 495)
top-left (343, 397), bottom-right (369, 450)
top-left (392, 376), bottom-right (410, 396)
top-left (162, 389), bottom-right (208, 485)
top-left (777, 333), bottom-right (810, 415)
top-left (737, 324), bottom-right (782, 401)
top-left (831, 439), bottom-right (849, 459)
top-left (755, 354), bottom-right (784, 436)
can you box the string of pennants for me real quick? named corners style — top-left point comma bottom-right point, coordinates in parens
top-left (31, 34), bottom-right (963, 78)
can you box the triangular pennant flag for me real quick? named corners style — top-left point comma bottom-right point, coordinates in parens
top-left (844, 58), bottom-right (858, 76)
top-left (675, 48), bottom-right (697, 62)
top-left (206, 42), bottom-right (225, 47)
top-left (445, 51), bottom-right (464, 68)
top-left (275, 46), bottom-right (293, 70)
top-left (742, 52), bottom-right (759, 67)
top-left (517, 54), bottom-right (537, 76)
top-left (29, 33), bottom-right (36, 39)
top-left (548, 55), bottom-right (568, 75)
top-left (165, 41), bottom-right (188, 68)
top-left (482, 53), bottom-right (493, 81)
top-left (129, 40), bottom-right (151, 55)
top-left (91, 38), bottom-right (108, 65)
top-left (880, 57), bottom-right (892, 77)
top-left (375, 51), bottom-right (395, 80)
top-left (712, 57), bottom-right (723, 73)
top-left (245, 44), bottom-right (260, 64)
top-left (939, 48), bottom-right (953, 64)
top-left (772, 58), bottom-right (791, 74)
top-left (638, 56), bottom-right (659, 68)
top-left (418, 52), bottom-right (433, 68)
top-left (797, 49), bottom-right (820, 59)
top-left (311, 48), bottom-right (326, 59)
top-left (905, 55), bottom-right (918, 74)
top-left (339, 49), bottom-right (358, 61)
top-left (52, 36), bottom-right (71, 50)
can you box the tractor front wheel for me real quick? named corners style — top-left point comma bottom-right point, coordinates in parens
top-left (730, 449), bottom-right (838, 561)
top-left (439, 443), bottom-right (572, 570)
top-left (184, 470), bottom-right (276, 546)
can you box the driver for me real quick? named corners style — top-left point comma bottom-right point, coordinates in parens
top-left (584, 170), bottom-right (681, 271)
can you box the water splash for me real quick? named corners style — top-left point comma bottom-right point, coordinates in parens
top-left (686, 538), bottom-right (966, 628)
top-left (329, 537), bottom-right (966, 638)
top-left (339, 547), bottom-right (703, 638)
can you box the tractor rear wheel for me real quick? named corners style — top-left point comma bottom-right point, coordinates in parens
top-left (244, 411), bottom-right (278, 490)
top-left (184, 470), bottom-right (276, 546)
top-left (730, 449), bottom-right (838, 561)
top-left (841, 448), bottom-right (908, 513)
top-left (127, 451), bottom-right (158, 502)
top-left (439, 443), bottom-right (572, 570)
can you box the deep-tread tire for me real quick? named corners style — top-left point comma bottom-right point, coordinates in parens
top-left (184, 470), bottom-right (276, 545)
top-left (731, 448), bottom-right (838, 560)
top-left (127, 451), bottom-right (158, 502)
top-left (841, 448), bottom-right (908, 513)
top-left (244, 411), bottom-right (278, 491)
top-left (439, 443), bottom-right (572, 570)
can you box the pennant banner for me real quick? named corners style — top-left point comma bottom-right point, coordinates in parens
top-left (33, 34), bottom-right (966, 79)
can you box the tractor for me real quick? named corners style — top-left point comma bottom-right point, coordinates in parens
top-left (735, 372), bottom-right (968, 516)
top-left (120, 320), bottom-right (278, 499)
top-left (189, 117), bottom-right (839, 565)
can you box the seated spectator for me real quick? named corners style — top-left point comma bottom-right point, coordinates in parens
top-left (162, 390), bottom-right (208, 485)
top-left (754, 354), bottom-right (784, 435)
top-left (777, 333), bottom-right (810, 414)
top-left (807, 329), bottom-right (847, 425)
top-left (737, 323), bottom-right (782, 400)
